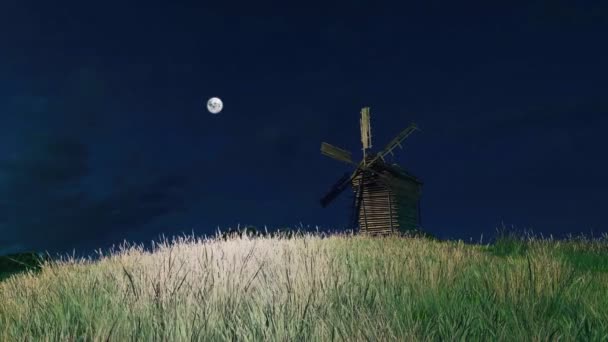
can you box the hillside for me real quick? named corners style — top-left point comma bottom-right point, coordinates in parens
top-left (1, 233), bottom-right (607, 341)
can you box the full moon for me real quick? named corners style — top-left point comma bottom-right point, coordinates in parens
top-left (207, 97), bottom-right (223, 114)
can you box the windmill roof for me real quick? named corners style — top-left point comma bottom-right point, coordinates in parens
top-left (373, 162), bottom-right (423, 184)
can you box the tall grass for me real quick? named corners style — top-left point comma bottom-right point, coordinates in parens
top-left (1, 232), bottom-right (607, 341)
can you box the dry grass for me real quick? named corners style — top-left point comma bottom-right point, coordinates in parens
top-left (1, 233), bottom-right (607, 341)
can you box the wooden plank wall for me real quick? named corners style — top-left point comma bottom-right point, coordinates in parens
top-left (352, 172), bottom-right (398, 235)
top-left (353, 170), bottom-right (421, 235)
top-left (381, 172), bottom-right (421, 233)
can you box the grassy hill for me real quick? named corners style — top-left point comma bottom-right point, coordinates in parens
top-left (1, 232), bottom-right (607, 341)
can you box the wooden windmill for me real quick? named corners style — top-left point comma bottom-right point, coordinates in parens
top-left (320, 107), bottom-right (423, 236)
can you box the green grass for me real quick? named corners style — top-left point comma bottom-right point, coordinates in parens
top-left (1, 233), bottom-right (607, 341)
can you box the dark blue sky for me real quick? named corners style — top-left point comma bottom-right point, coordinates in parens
top-left (1, 1), bottom-right (607, 255)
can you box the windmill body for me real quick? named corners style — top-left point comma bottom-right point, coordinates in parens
top-left (320, 107), bottom-right (423, 236)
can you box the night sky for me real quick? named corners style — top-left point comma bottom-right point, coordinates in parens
top-left (1, 2), bottom-right (607, 256)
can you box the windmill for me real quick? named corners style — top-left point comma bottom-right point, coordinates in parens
top-left (320, 107), bottom-right (423, 235)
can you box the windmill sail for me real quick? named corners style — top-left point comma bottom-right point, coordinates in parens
top-left (321, 142), bottom-right (354, 165)
top-left (365, 123), bottom-right (419, 166)
top-left (320, 172), bottom-right (352, 207)
top-left (360, 107), bottom-right (372, 150)
top-left (378, 123), bottom-right (419, 159)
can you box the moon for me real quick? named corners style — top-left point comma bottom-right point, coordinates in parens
top-left (207, 97), bottom-right (223, 114)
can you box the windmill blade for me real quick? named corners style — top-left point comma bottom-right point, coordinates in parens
top-left (360, 107), bottom-right (372, 150)
top-left (321, 142), bottom-right (354, 165)
top-left (320, 172), bottom-right (351, 207)
top-left (368, 123), bottom-right (419, 166)
top-left (320, 166), bottom-right (364, 207)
